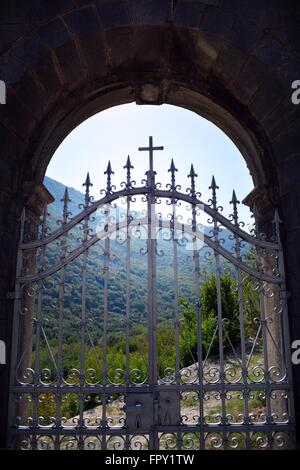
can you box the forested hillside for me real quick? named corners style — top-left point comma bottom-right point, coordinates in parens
top-left (43, 176), bottom-right (233, 337)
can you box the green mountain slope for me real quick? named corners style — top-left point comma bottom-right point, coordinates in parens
top-left (42, 177), bottom-right (200, 338)
top-left (42, 176), bottom-right (241, 342)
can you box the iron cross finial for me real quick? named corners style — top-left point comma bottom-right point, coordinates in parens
top-left (138, 136), bottom-right (164, 173)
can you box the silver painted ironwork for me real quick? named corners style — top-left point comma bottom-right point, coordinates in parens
top-left (7, 137), bottom-right (295, 450)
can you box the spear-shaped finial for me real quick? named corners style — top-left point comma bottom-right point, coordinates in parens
top-left (124, 155), bottom-right (133, 188)
top-left (210, 175), bottom-right (218, 190)
top-left (208, 175), bottom-right (219, 209)
top-left (230, 190), bottom-right (240, 226)
top-left (209, 175), bottom-right (219, 209)
top-left (82, 172), bottom-right (93, 206)
top-left (83, 171), bottom-right (92, 189)
top-left (188, 164), bottom-right (198, 197)
top-left (61, 187), bottom-right (70, 204)
top-left (168, 158), bottom-right (178, 191)
top-left (188, 164), bottom-right (197, 178)
top-left (61, 187), bottom-right (71, 224)
top-left (104, 161), bottom-right (114, 194)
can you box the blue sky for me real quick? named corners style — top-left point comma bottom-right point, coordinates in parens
top-left (46, 103), bottom-right (253, 226)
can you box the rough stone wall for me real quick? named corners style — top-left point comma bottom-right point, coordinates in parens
top-left (0, 0), bottom-right (299, 447)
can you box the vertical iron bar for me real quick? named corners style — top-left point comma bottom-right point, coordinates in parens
top-left (55, 191), bottom-right (70, 450)
top-left (254, 211), bottom-right (272, 448)
top-left (213, 218), bottom-right (227, 445)
top-left (233, 228), bottom-right (250, 447)
top-left (209, 176), bottom-right (227, 446)
top-left (7, 209), bottom-right (26, 448)
top-left (78, 219), bottom-right (89, 449)
top-left (55, 249), bottom-right (67, 450)
top-left (191, 202), bottom-right (204, 448)
top-left (32, 205), bottom-right (48, 437)
top-left (125, 196), bottom-right (131, 387)
top-left (172, 204), bottom-right (180, 386)
top-left (172, 204), bottom-right (182, 445)
top-left (258, 280), bottom-right (273, 448)
top-left (274, 211), bottom-right (295, 447)
top-left (124, 194), bottom-right (131, 451)
top-left (237, 269), bottom-right (250, 446)
top-left (101, 229), bottom-right (110, 449)
top-left (147, 163), bottom-right (158, 450)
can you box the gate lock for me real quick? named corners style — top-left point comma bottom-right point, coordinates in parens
top-left (124, 391), bottom-right (180, 433)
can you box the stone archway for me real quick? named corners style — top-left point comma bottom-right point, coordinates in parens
top-left (0, 0), bottom-right (299, 448)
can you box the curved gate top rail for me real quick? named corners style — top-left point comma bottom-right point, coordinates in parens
top-left (8, 137), bottom-right (295, 451)
top-left (18, 137), bottom-right (282, 284)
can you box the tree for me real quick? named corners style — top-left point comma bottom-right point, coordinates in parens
top-left (241, 250), bottom-right (260, 339)
top-left (179, 272), bottom-right (240, 365)
top-left (201, 271), bottom-right (240, 353)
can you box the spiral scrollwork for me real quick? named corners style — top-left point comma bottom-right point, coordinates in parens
top-left (106, 435), bottom-right (125, 450)
top-left (129, 368), bottom-right (148, 385)
top-left (108, 368), bottom-right (125, 385)
top-left (159, 433), bottom-right (177, 450)
top-left (85, 368), bottom-right (101, 385)
top-left (227, 433), bottom-right (244, 449)
top-left (63, 368), bottom-right (80, 385)
top-left (16, 367), bottom-right (35, 385)
top-left (205, 433), bottom-right (223, 449)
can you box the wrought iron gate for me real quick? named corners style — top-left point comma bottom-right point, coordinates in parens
top-left (8, 137), bottom-right (295, 450)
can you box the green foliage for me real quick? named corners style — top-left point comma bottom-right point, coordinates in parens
top-left (201, 271), bottom-right (240, 352)
top-left (242, 250), bottom-right (260, 338)
top-left (179, 272), bottom-right (240, 361)
top-left (179, 299), bottom-right (198, 367)
top-left (157, 321), bottom-right (176, 376)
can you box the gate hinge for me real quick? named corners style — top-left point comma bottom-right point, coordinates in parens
top-left (279, 290), bottom-right (291, 300)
